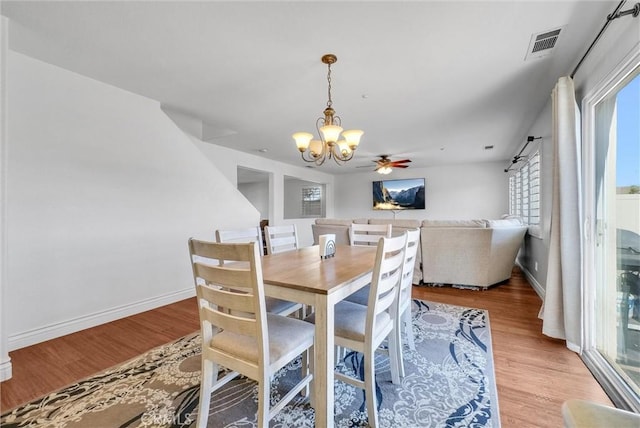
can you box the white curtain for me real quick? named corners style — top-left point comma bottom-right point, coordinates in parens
top-left (541, 76), bottom-right (583, 352)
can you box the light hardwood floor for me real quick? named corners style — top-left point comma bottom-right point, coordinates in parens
top-left (1, 268), bottom-right (612, 427)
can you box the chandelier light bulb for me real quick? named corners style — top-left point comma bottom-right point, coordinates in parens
top-left (309, 139), bottom-right (324, 157)
top-left (341, 129), bottom-right (364, 149)
top-left (293, 132), bottom-right (313, 152)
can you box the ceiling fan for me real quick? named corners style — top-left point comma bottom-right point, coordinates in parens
top-left (363, 155), bottom-right (412, 174)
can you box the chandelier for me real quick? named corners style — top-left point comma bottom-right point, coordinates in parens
top-left (292, 54), bottom-right (363, 166)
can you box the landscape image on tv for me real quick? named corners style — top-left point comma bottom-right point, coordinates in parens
top-left (373, 178), bottom-right (425, 210)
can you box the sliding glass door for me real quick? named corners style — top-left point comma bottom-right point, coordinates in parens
top-left (584, 54), bottom-right (640, 409)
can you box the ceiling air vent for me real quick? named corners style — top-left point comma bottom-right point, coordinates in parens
top-left (525, 27), bottom-right (563, 61)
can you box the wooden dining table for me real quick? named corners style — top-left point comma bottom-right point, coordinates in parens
top-left (261, 244), bottom-right (378, 428)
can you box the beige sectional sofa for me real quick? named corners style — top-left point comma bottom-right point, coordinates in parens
top-left (312, 217), bottom-right (527, 289)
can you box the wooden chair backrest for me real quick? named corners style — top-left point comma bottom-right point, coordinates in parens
top-left (367, 233), bottom-right (406, 331)
top-left (188, 239), bottom-right (268, 368)
top-left (349, 223), bottom-right (392, 247)
top-left (215, 226), bottom-right (263, 263)
top-left (264, 225), bottom-right (299, 255)
top-left (215, 227), bottom-right (262, 245)
top-left (400, 228), bottom-right (421, 303)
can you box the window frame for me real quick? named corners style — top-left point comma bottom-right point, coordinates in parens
top-left (300, 186), bottom-right (323, 218)
top-left (509, 149), bottom-right (541, 238)
top-left (581, 47), bottom-right (640, 412)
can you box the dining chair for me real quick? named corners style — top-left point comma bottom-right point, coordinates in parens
top-left (306, 232), bottom-right (406, 428)
top-left (344, 223), bottom-right (392, 304)
top-left (390, 228), bottom-right (420, 381)
top-left (216, 226), bottom-right (302, 317)
top-left (215, 226), bottom-right (264, 254)
top-left (342, 229), bottom-right (420, 384)
top-left (349, 223), bottom-right (392, 247)
top-left (188, 239), bottom-right (314, 428)
top-left (264, 224), bottom-right (299, 255)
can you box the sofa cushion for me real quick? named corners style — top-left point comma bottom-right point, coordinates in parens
top-left (422, 219), bottom-right (488, 228)
top-left (485, 218), bottom-right (524, 227)
top-left (315, 218), bottom-right (354, 227)
top-left (368, 218), bottom-right (421, 229)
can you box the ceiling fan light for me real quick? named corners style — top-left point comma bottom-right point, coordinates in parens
top-left (293, 132), bottom-right (313, 152)
top-left (341, 129), bottom-right (363, 149)
top-left (319, 124), bottom-right (343, 143)
top-left (378, 166), bottom-right (393, 175)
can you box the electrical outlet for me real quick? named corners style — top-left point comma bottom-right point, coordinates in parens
top-left (534, 261), bottom-right (538, 272)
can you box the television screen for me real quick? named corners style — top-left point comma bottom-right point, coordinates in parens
top-left (373, 178), bottom-right (425, 210)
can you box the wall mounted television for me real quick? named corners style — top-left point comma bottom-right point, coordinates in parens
top-left (372, 178), bottom-right (425, 210)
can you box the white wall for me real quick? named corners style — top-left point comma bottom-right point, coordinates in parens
top-left (284, 178), bottom-right (326, 219)
top-left (238, 181), bottom-right (269, 219)
top-left (516, 15), bottom-right (640, 294)
top-left (333, 162), bottom-right (509, 220)
top-left (192, 142), bottom-right (335, 247)
top-left (4, 50), bottom-right (260, 352)
top-left (0, 16), bottom-right (11, 381)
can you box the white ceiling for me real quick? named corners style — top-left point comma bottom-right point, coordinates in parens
top-left (1, 1), bottom-right (614, 174)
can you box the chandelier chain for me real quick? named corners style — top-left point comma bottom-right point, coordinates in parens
top-left (326, 62), bottom-right (332, 108)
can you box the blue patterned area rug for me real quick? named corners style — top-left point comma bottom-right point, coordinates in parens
top-left (0, 300), bottom-right (500, 428)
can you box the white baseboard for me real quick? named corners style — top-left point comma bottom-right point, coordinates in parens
top-left (0, 355), bottom-right (12, 381)
top-left (517, 261), bottom-right (545, 299)
top-left (8, 287), bottom-right (195, 351)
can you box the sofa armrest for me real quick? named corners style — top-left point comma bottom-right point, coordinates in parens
top-left (421, 227), bottom-right (493, 286)
top-left (486, 226), bottom-right (527, 285)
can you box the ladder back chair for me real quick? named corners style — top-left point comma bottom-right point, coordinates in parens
top-left (216, 227), bottom-right (302, 317)
top-left (188, 239), bottom-right (314, 428)
top-left (349, 223), bottom-right (392, 247)
top-left (264, 224), bottom-right (299, 255)
top-left (215, 227), bottom-right (263, 255)
top-left (306, 232), bottom-right (407, 428)
top-left (344, 228), bottom-right (420, 385)
top-left (391, 228), bottom-right (420, 381)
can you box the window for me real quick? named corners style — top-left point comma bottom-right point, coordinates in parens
top-left (509, 150), bottom-right (540, 229)
top-left (283, 177), bottom-right (326, 219)
top-left (583, 61), bottom-right (640, 411)
top-left (301, 186), bottom-right (322, 217)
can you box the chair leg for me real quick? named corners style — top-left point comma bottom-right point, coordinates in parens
top-left (301, 349), bottom-right (309, 397)
top-left (257, 379), bottom-right (270, 428)
top-left (309, 345), bottom-right (315, 408)
top-left (396, 306), bottom-right (415, 379)
top-left (389, 325), bottom-right (402, 385)
top-left (403, 308), bottom-right (416, 351)
top-left (364, 350), bottom-right (379, 428)
top-left (196, 359), bottom-right (215, 428)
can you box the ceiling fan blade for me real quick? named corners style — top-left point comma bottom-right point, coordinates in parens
top-left (390, 159), bottom-right (412, 164)
top-left (393, 165), bottom-right (409, 168)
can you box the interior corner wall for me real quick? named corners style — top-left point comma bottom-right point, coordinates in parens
top-left (5, 50), bottom-right (259, 351)
top-left (517, 101), bottom-right (552, 294)
top-left (333, 162), bottom-right (508, 221)
top-left (192, 141), bottom-right (335, 247)
top-left (516, 15), bottom-right (640, 295)
top-left (238, 181), bottom-right (269, 219)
